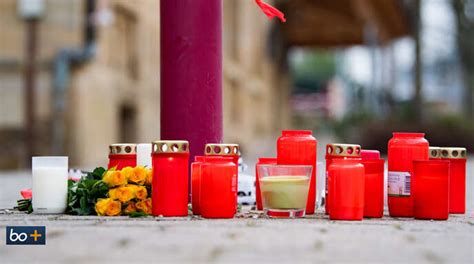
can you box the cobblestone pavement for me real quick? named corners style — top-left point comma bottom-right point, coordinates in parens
top-left (0, 164), bottom-right (473, 263)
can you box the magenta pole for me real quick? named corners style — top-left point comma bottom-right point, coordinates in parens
top-left (160, 0), bottom-right (223, 195)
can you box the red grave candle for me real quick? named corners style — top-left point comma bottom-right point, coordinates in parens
top-left (360, 159), bottom-right (385, 218)
top-left (441, 147), bottom-right (467, 214)
top-left (200, 156), bottom-right (237, 218)
top-left (361, 149), bottom-right (380, 160)
top-left (191, 156), bottom-right (207, 215)
top-left (387, 132), bottom-right (429, 217)
top-left (256, 157), bottom-right (277, 210)
top-left (108, 144), bottom-right (137, 170)
top-left (328, 159), bottom-right (365, 220)
top-left (413, 160), bottom-right (450, 220)
top-left (151, 140), bottom-right (189, 217)
top-left (277, 130), bottom-right (317, 215)
top-left (325, 144), bottom-right (361, 215)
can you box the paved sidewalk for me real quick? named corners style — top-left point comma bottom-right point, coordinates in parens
top-left (0, 210), bottom-right (473, 263)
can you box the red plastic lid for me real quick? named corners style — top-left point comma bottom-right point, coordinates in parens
top-left (255, 0), bottom-right (286, 22)
top-left (392, 132), bottom-right (425, 137)
top-left (281, 130), bottom-right (312, 136)
top-left (361, 150), bottom-right (380, 160)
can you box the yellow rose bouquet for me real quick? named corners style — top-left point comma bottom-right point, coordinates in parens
top-left (94, 166), bottom-right (153, 217)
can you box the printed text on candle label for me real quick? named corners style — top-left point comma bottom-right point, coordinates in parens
top-left (388, 171), bottom-right (411, 197)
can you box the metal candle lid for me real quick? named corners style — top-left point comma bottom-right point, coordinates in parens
top-left (429, 147), bottom-right (441, 159)
top-left (440, 147), bottom-right (467, 159)
top-left (109, 143), bottom-right (137, 155)
top-left (152, 140), bottom-right (189, 154)
top-left (205, 143), bottom-right (240, 156)
top-left (326, 143), bottom-right (361, 157)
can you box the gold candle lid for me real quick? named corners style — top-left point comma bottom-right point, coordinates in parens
top-left (429, 147), bottom-right (441, 159)
top-left (205, 143), bottom-right (240, 156)
top-left (440, 147), bottom-right (467, 159)
top-left (326, 143), bottom-right (361, 157)
top-left (109, 143), bottom-right (137, 155)
top-left (152, 140), bottom-right (189, 154)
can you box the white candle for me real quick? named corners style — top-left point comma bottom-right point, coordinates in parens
top-left (137, 144), bottom-right (152, 168)
top-left (32, 156), bottom-right (68, 214)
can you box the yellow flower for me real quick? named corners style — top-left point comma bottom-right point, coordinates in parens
top-left (121, 167), bottom-right (135, 182)
top-left (102, 170), bottom-right (127, 187)
top-left (145, 168), bottom-right (153, 186)
top-left (128, 166), bottom-right (147, 185)
top-left (108, 186), bottom-right (136, 202)
top-left (123, 201), bottom-right (137, 215)
top-left (136, 198), bottom-right (152, 215)
top-left (95, 198), bottom-right (122, 216)
top-left (133, 185), bottom-right (148, 200)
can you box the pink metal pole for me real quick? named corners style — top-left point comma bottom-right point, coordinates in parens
top-left (160, 0), bottom-right (223, 194)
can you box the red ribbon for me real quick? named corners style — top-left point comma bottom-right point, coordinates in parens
top-left (255, 0), bottom-right (286, 23)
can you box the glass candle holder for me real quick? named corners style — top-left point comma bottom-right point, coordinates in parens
top-left (325, 143), bottom-right (361, 215)
top-left (277, 130), bottom-right (317, 215)
top-left (440, 147), bottom-right (467, 214)
top-left (413, 160), bottom-right (450, 220)
top-left (151, 140), bottom-right (189, 217)
top-left (255, 157), bottom-right (277, 210)
top-left (387, 132), bottom-right (429, 217)
top-left (258, 164), bottom-right (312, 218)
top-left (32, 156), bottom-right (68, 214)
top-left (108, 143), bottom-right (137, 170)
top-left (200, 157), bottom-right (237, 219)
top-left (361, 159), bottom-right (385, 218)
top-left (328, 159), bottom-right (365, 221)
top-left (191, 156), bottom-right (206, 215)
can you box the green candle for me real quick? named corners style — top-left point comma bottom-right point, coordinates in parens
top-left (260, 176), bottom-right (310, 210)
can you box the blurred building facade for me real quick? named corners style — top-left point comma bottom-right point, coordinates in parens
top-left (0, 0), bottom-right (289, 169)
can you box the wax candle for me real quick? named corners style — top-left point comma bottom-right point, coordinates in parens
top-left (413, 160), bottom-right (450, 220)
top-left (440, 147), bottom-right (467, 214)
top-left (151, 140), bottom-right (189, 217)
top-left (387, 133), bottom-right (429, 217)
top-left (108, 143), bottom-right (137, 170)
top-left (256, 157), bottom-right (277, 210)
top-left (325, 143), bottom-right (361, 215)
top-left (200, 157), bottom-right (237, 219)
top-left (137, 143), bottom-right (152, 168)
top-left (32, 156), bottom-right (68, 214)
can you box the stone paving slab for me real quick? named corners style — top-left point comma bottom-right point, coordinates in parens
top-left (0, 209), bottom-right (473, 263)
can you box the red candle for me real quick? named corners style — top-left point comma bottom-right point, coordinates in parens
top-left (255, 157), bottom-right (277, 210)
top-left (360, 159), bottom-right (385, 218)
top-left (151, 140), bottom-right (189, 217)
top-left (325, 143), bottom-right (361, 215)
top-left (200, 156), bottom-right (237, 218)
top-left (328, 159), bottom-right (365, 220)
top-left (277, 130), bottom-right (317, 215)
top-left (108, 144), bottom-right (137, 170)
top-left (441, 147), bottom-right (467, 214)
top-left (361, 149), bottom-right (380, 160)
top-left (387, 132), bottom-right (429, 217)
top-left (191, 156), bottom-right (206, 215)
top-left (413, 160), bottom-right (450, 220)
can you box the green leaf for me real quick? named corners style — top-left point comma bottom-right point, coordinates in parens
top-left (129, 212), bottom-right (148, 218)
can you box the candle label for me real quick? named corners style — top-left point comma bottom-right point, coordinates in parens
top-left (388, 171), bottom-right (411, 197)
